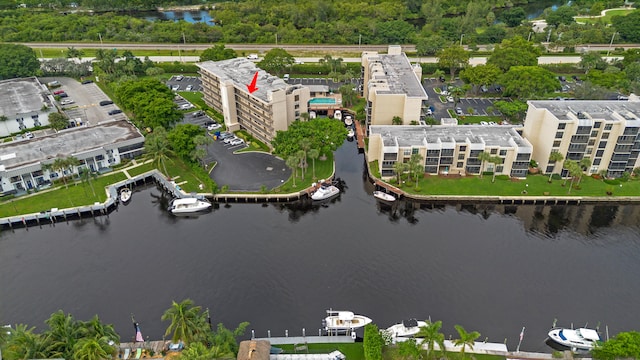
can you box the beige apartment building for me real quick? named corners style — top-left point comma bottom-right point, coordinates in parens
top-left (368, 125), bottom-right (533, 178)
top-left (197, 59), bottom-right (310, 145)
top-left (523, 100), bottom-right (640, 178)
top-left (361, 46), bottom-right (429, 127)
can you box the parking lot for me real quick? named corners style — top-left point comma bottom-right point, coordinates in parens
top-left (422, 78), bottom-right (502, 121)
top-left (287, 77), bottom-right (362, 92)
top-left (166, 75), bottom-right (201, 92)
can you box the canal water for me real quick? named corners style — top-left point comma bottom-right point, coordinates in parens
top-left (1, 139), bottom-right (639, 352)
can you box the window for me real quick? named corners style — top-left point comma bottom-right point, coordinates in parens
top-left (457, 162), bottom-right (463, 167)
top-left (604, 124), bottom-right (613, 130)
top-left (412, 148), bottom-right (419, 155)
top-left (459, 146), bottom-right (467, 152)
top-left (499, 150), bottom-right (507, 156)
top-left (593, 159), bottom-right (601, 165)
top-left (458, 154), bottom-right (465, 160)
top-left (546, 165), bottom-right (555, 173)
top-left (404, 149), bottom-right (411, 156)
top-left (591, 131), bottom-right (598, 137)
top-left (558, 123), bottom-right (566, 130)
top-left (594, 122), bottom-right (601, 129)
top-left (601, 132), bottom-right (609, 139)
top-left (588, 139), bottom-right (595, 146)
top-left (598, 141), bottom-right (606, 149)
top-left (294, 95), bottom-right (299, 101)
top-left (555, 131), bottom-right (563, 138)
top-left (490, 149), bottom-right (497, 154)
top-left (553, 140), bottom-right (561, 147)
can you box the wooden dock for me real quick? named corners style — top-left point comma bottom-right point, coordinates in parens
top-left (354, 119), bottom-right (365, 150)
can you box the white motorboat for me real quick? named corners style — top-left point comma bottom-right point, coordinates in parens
top-left (344, 115), bottom-right (353, 126)
top-left (311, 184), bottom-right (340, 201)
top-left (323, 310), bottom-right (372, 332)
top-left (119, 188), bottom-right (132, 203)
top-left (385, 319), bottom-right (426, 338)
top-left (168, 197), bottom-right (212, 214)
top-left (334, 110), bottom-right (342, 121)
top-left (347, 128), bottom-right (354, 138)
top-left (373, 191), bottom-right (395, 202)
top-left (547, 327), bottom-right (601, 352)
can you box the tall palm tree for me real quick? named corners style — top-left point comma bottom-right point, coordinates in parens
top-left (79, 168), bottom-right (98, 200)
top-left (44, 310), bottom-right (85, 359)
top-left (578, 157), bottom-right (592, 185)
top-left (308, 148), bottom-right (320, 180)
top-left (548, 151), bottom-right (564, 182)
top-left (161, 299), bottom-right (206, 346)
top-left (64, 156), bottom-right (81, 182)
top-left (143, 127), bottom-right (174, 178)
top-left (393, 161), bottom-right (407, 185)
top-left (409, 153), bottom-right (424, 189)
top-left (416, 320), bottom-right (446, 360)
top-left (296, 149), bottom-right (307, 179)
top-left (286, 155), bottom-right (298, 187)
top-left (453, 324), bottom-right (480, 359)
top-left (52, 158), bottom-right (70, 188)
top-left (83, 315), bottom-right (119, 344)
top-left (72, 337), bottom-right (113, 360)
top-left (490, 156), bottom-right (503, 183)
top-left (3, 324), bottom-right (51, 360)
top-left (477, 151), bottom-right (493, 178)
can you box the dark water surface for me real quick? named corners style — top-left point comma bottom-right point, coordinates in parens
top-left (1, 140), bottom-right (639, 352)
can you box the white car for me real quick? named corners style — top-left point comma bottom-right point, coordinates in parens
top-left (172, 85), bottom-right (180, 91)
top-left (60, 99), bottom-right (75, 105)
top-left (185, 85), bottom-right (193, 91)
top-left (223, 136), bottom-right (238, 144)
top-left (447, 96), bottom-right (454, 103)
top-left (207, 123), bottom-right (221, 131)
top-left (480, 121), bottom-right (489, 126)
top-left (180, 103), bottom-right (193, 110)
top-left (229, 138), bottom-right (245, 146)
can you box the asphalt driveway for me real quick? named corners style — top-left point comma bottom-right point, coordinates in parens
top-left (206, 137), bottom-right (291, 191)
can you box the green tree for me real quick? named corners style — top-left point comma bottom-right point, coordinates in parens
top-left (338, 85), bottom-right (358, 107)
top-left (66, 46), bottom-right (84, 60)
top-left (72, 337), bottom-right (113, 360)
top-left (200, 44), bottom-right (237, 62)
top-left (499, 66), bottom-right (560, 99)
top-left (258, 48), bottom-right (294, 76)
top-left (308, 148), bottom-right (320, 180)
top-left (477, 152), bottom-right (492, 178)
top-left (487, 36), bottom-right (541, 72)
top-left (578, 157), bottom-right (592, 185)
top-left (168, 124), bottom-right (205, 162)
top-left (437, 46), bottom-right (469, 81)
top-left (453, 325), bottom-right (480, 359)
top-left (612, 10), bottom-right (640, 42)
top-left (44, 310), bottom-right (85, 360)
top-left (397, 338), bottom-right (422, 360)
top-left (563, 159), bottom-right (581, 194)
top-left (545, 6), bottom-right (576, 27)
top-left (416, 320), bottom-right (445, 360)
top-left (490, 156), bottom-right (503, 183)
top-left (363, 324), bottom-right (383, 360)
top-left (0, 44), bottom-right (40, 79)
top-left (499, 7), bottom-right (526, 27)
top-left (460, 64), bottom-right (502, 94)
top-left (79, 167), bottom-right (98, 200)
top-left (48, 112), bottom-right (69, 131)
top-left (2, 324), bottom-right (51, 360)
top-left (143, 127), bottom-right (175, 178)
top-left (161, 299), bottom-right (206, 346)
top-left (286, 155), bottom-right (299, 187)
top-left (393, 161), bottom-right (407, 184)
top-left (271, 118), bottom-right (347, 159)
top-left (416, 34), bottom-right (449, 56)
top-left (409, 153), bottom-right (424, 189)
top-left (179, 341), bottom-right (218, 360)
top-left (207, 321), bottom-right (249, 358)
top-left (494, 100), bottom-right (528, 123)
top-left (579, 52), bottom-right (607, 74)
top-left (192, 134), bottom-right (212, 166)
top-left (592, 331), bottom-right (640, 360)
top-left (548, 151), bottom-right (564, 182)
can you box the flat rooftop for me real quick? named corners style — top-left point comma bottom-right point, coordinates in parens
top-left (370, 125), bottom-right (531, 149)
top-left (197, 59), bottom-right (291, 103)
top-left (529, 100), bottom-right (640, 122)
top-left (365, 53), bottom-right (427, 98)
top-left (0, 121), bottom-right (143, 170)
top-left (0, 77), bottom-right (48, 117)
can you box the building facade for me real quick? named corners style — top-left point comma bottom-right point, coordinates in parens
top-left (0, 120), bottom-right (144, 194)
top-left (361, 46), bottom-right (429, 127)
top-left (523, 100), bottom-right (640, 178)
top-left (197, 59), bottom-right (310, 146)
top-left (368, 125), bottom-right (532, 179)
top-left (0, 77), bottom-right (55, 137)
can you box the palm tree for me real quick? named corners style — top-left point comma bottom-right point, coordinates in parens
top-left (161, 299), bottom-right (206, 346)
top-left (79, 168), bottom-right (98, 200)
top-left (143, 127), bottom-right (174, 178)
top-left (416, 320), bottom-right (446, 360)
top-left (548, 151), bottom-right (564, 182)
top-left (3, 324), bottom-right (51, 360)
top-left (490, 156), bottom-right (503, 183)
top-left (397, 338), bottom-right (422, 360)
top-left (477, 151), bottom-right (493, 178)
top-left (308, 148), bottom-right (320, 180)
top-left (578, 157), bottom-right (592, 185)
top-left (64, 156), bottom-right (81, 181)
top-left (453, 325), bottom-right (480, 359)
top-left (296, 149), bottom-right (307, 179)
top-left (52, 158), bottom-right (70, 188)
top-left (83, 315), bottom-right (119, 344)
top-left (409, 153), bottom-right (424, 189)
top-left (563, 160), bottom-right (580, 193)
top-left (179, 342), bottom-right (218, 360)
top-left (44, 310), bottom-right (85, 359)
top-left (72, 337), bottom-right (113, 360)
top-left (392, 116), bottom-right (403, 125)
top-left (286, 155), bottom-right (298, 187)
top-left (393, 161), bottom-right (407, 185)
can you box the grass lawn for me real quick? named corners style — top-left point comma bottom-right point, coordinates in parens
top-left (162, 156), bottom-right (211, 193)
top-left (274, 153), bottom-right (335, 194)
top-left (34, 48), bottom-right (203, 59)
top-left (126, 161), bottom-right (156, 177)
top-left (575, 9), bottom-right (634, 24)
top-left (457, 116), bottom-right (503, 125)
top-left (387, 171), bottom-right (640, 197)
top-left (0, 172), bottom-right (127, 218)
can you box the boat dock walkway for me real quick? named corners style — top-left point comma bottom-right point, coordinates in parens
top-left (254, 335), bottom-right (354, 345)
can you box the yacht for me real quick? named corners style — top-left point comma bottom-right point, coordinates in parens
top-left (311, 184), bottom-right (340, 201)
top-left (385, 319), bottom-right (426, 338)
top-left (323, 310), bottom-right (372, 332)
top-left (373, 191), bottom-right (395, 202)
top-left (547, 327), bottom-right (601, 352)
top-left (168, 197), bottom-right (212, 214)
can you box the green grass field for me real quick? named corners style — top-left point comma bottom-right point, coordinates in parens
top-left (575, 9), bottom-right (634, 24)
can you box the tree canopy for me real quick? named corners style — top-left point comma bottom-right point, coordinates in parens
top-left (437, 46), bottom-right (470, 81)
top-left (499, 66), bottom-right (560, 99)
top-left (271, 118), bottom-right (347, 158)
top-left (592, 331), bottom-right (640, 360)
top-left (487, 36), bottom-right (541, 72)
top-left (114, 78), bottom-right (182, 130)
top-left (0, 44), bottom-right (40, 80)
top-left (258, 48), bottom-right (295, 76)
top-left (200, 44), bottom-right (237, 62)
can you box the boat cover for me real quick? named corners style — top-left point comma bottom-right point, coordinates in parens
top-left (403, 319), bottom-right (418, 328)
top-left (578, 328), bottom-right (600, 341)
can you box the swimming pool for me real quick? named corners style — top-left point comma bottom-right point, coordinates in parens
top-left (309, 97), bottom-right (337, 105)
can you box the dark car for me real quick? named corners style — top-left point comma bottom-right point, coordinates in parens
top-left (81, 80), bottom-right (93, 84)
top-left (58, 92), bottom-right (68, 98)
top-left (108, 109), bottom-right (123, 115)
top-left (99, 100), bottom-right (114, 106)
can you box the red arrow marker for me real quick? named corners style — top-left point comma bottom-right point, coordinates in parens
top-left (247, 71), bottom-right (259, 94)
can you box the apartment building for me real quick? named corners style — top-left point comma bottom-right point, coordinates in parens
top-left (523, 100), bottom-right (640, 178)
top-left (0, 77), bottom-right (55, 137)
top-left (361, 45), bottom-right (429, 127)
top-left (0, 120), bottom-right (144, 194)
top-left (368, 125), bottom-right (532, 178)
top-left (197, 59), bottom-right (310, 145)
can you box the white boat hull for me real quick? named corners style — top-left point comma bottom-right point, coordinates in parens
top-left (386, 320), bottom-right (426, 338)
top-left (323, 310), bottom-right (372, 331)
top-left (311, 185), bottom-right (340, 201)
top-left (120, 188), bottom-right (132, 203)
top-left (373, 191), bottom-right (395, 202)
top-left (169, 198), bottom-right (212, 214)
top-left (547, 328), bottom-right (600, 351)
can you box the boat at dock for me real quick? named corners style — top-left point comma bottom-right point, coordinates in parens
top-left (344, 115), bottom-right (353, 126)
top-left (373, 191), bottom-right (395, 202)
top-left (168, 197), bottom-right (212, 214)
top-left (120, 188), bottom-right (132, 203)
top-left (311, 184), bottom-right (340, 201)
top-left (547, 327), bottom-right (601, 352)
top-left (323, 310), bottom-right (372, 332)
top-left (385, 319), bottom-right (426, 338)
top-left (334, 110), bottom-right (342, 121)
top-left (347, 128), bottom-right (354, 138)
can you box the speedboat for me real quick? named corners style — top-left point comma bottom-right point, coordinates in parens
top-left (334, 110), bottom-right (342, 121)
top-left (120, 188), bottom-right (132, 203)
top-left (344, 115), bottom-right (353, 126)
top-left (547, 327), bottom-right (601, 352)
top-left (373, 191), bottom-right (395, 202)
top-left (311, 184), bottom-right (340, 201)
top-left (323, 310), bottom-right (372, 332)
top-left (168, 197), bottom-right (212, 214)
top-left (347, 128), bottom-right (354, 138)
top-left (385, 319), bottom-right (427, 338)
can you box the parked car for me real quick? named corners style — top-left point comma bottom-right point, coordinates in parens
top-left (447, 96), bottom-right (454, 103)
top-left (207, 123), bottom-right (222, 131)
top-left (180, 103), bottom-right (194, 110)
top-left (455, 107), bottom-right (463, 115)
top-left (60, 99), bottom-right (75, 105)
top-left (99, 100), bottom-right (114, 106)
top-left (229, 138), bottom-right (245, 146)
top-left (218, 132), bottom-right (234, 140)
top-left (108, 109), bottom-right (122, 115)
top-left (58, 92), bottom-right (68, 98)
top-left (81, 80), bottom-right (93, 84)
top-left (172, 85), bottom-right (180, 91)
top-left (175, 75), bottom-right (184, 81)
top-left (53, 89), bottom-right (65, 95)
top-left (224, 136), bottom-right (238, 144)
top-left (24, 131), bottom-right (34, 139)
top-left (185, 85), bottom-right (193, 91)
